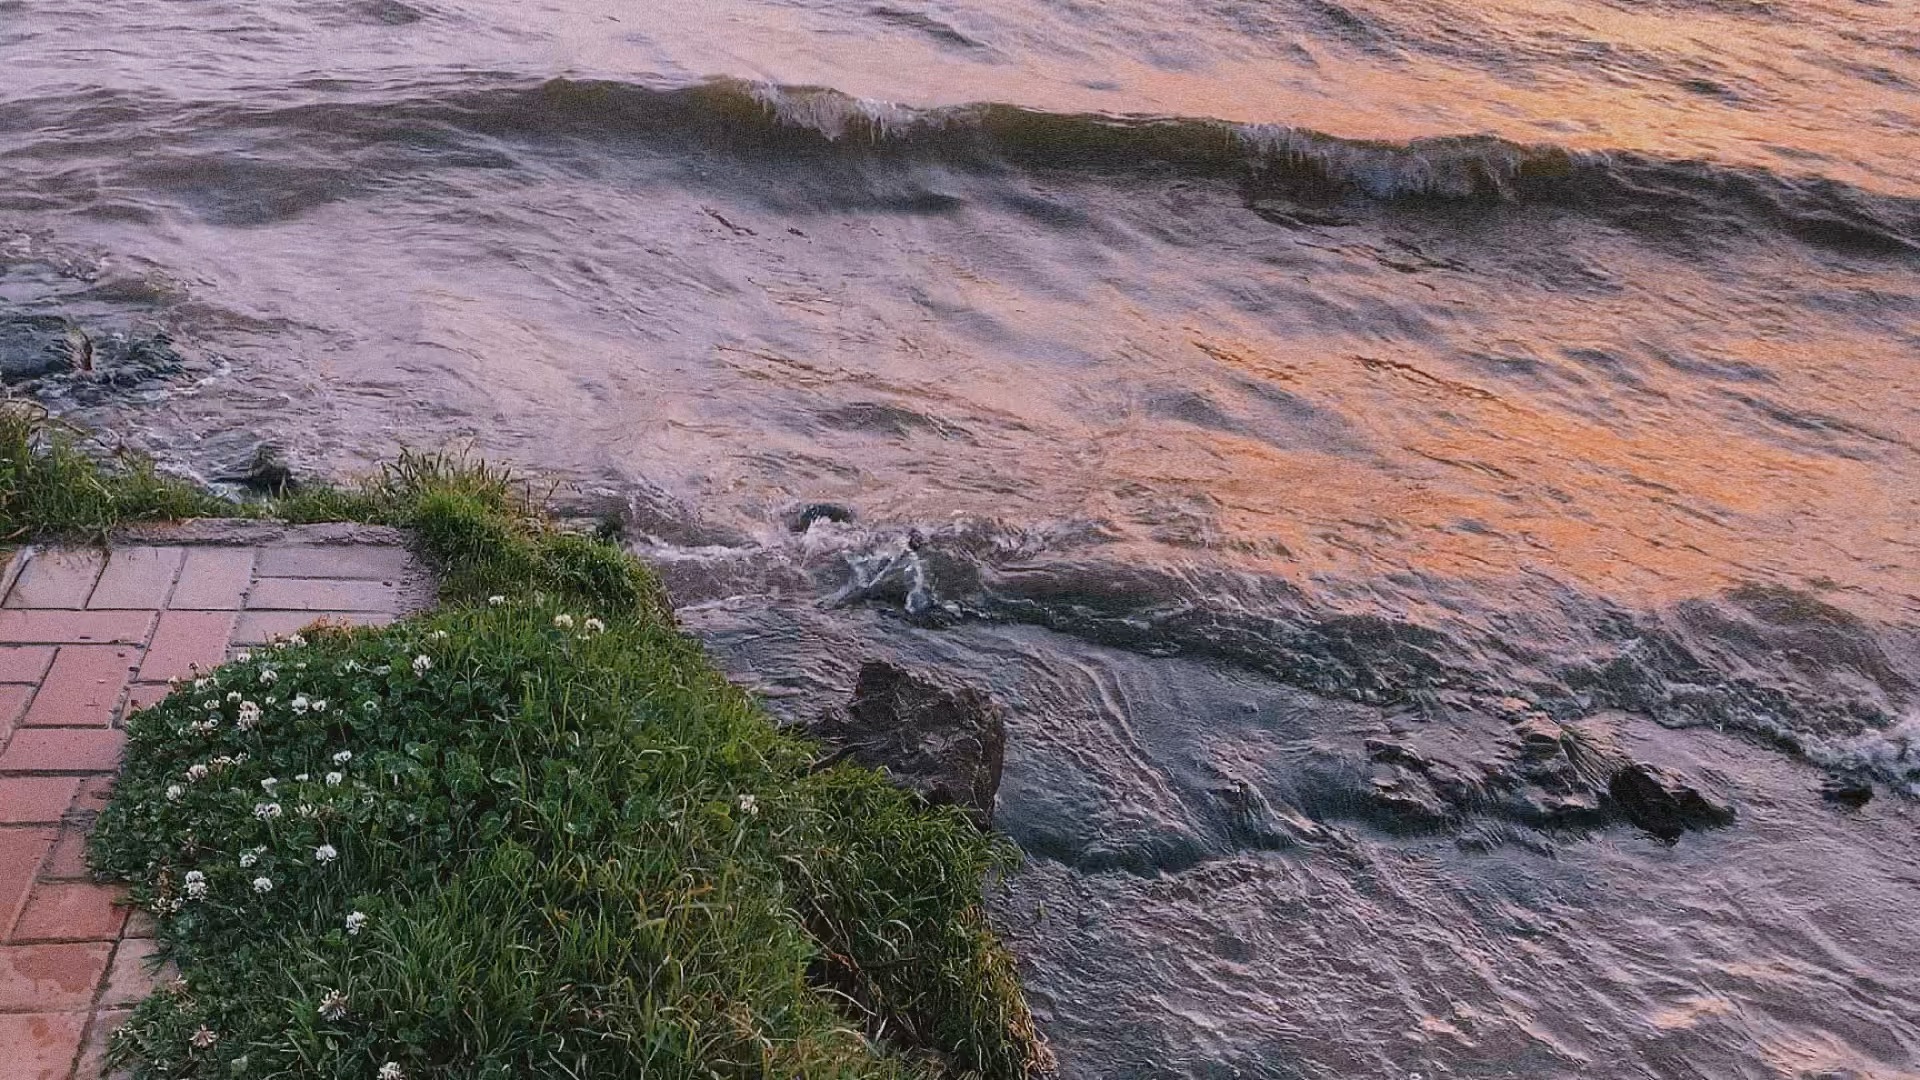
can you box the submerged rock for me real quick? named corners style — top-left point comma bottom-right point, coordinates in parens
top-left (813, 660), bottom-right (1007, 827)
top-left (786, 501), bottom-right (857, 533)
top-left (1607, 763), bottom-right (1736, 841)
top-left (1819, 776), bottom-right (1874, 809)
top-left (1, 314), bottom-right (190, 399)
top-left (0, 314), bottom-right (86, 380)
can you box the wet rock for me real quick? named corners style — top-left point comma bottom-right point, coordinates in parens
top-left (812, 660), bottom-right (1006, 827)
top-left (232, 446), bottom-right (298, 495)
top-left (1819, 776), bottom-right (1873, 810)
top-left (1365, 768), bottom-right (1456, 832)
top-left (786, 501), bottom-right (857, 533)
top-left (1607, 763), bottom-right (1736, 841)
top-left (0, 314), bottom-right (85, 380)
top-left (1511, 714), bottom-right (1569, 758)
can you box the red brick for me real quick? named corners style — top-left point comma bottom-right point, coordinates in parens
top-left (0, 685), bottom-right (29, 729)
top-left (0, 1012), bottom-right (88, 1079)
top-left (11, 882), bottom-right (127, 942)
top-left (256, 543), bottom-right (413, 580)
top-left (246, 577), bottom-right (401, 613)
top-left (121, 909), bottom-right (154, 940)
top-left (75, 1008), bottom-right (133, 1080)
top-left (0, 778), bottom-right (81, 826)
top-left (135, 612), bottom-right (233, 684)
top-left (0, 942), bottom-right (113, 1010)
top-left (86, 547), bottom-right (184, 610)
top-left (70, 778), bottom-right (114, 815)
top-left (120, 684), bottom-right (172, 722)
top-left (233, 610), bottom-right (391, 646)
top-left (39, 828), bottom-right (91, 880)
top-left (99, 937), bottom-right (164, 1007)
top-left (0, 829), bottom-right (56, 935)
top-left (0, 648), bottom-right (55, 684)
top-left (21, 647), bottom-right (138, 728)
top-left (169, 548), bottom-right (255, 610)
top-left (2, 551), bottom-right (105, 610)
top-left (0, 611), bottom-right (153, 646)
top-left (0, 729), bottom-right (125, 774)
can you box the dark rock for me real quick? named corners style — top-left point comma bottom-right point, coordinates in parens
top-left (1366, 769), bottom-right (1456, 832)
top-left (1820, 776), bottom-right (1874, 810)
top-left (0, 315), bottom-right (85, 380)
top-left (235, 446), bottom-right (298, 495)
top-left (1608, 762), bottom-right (1736, 841)
top-left (813, 660), bottom-right (1006, 827)
top-left (786, 502), bottom-right (857, 533)
top-left (88, 331), bottom-right (185, 388)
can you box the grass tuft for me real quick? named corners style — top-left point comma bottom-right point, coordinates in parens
top-left (0, 401), bottom-right (227, 540)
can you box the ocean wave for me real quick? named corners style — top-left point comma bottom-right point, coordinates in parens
top-left (7, 75), bottom-right (1915, 253)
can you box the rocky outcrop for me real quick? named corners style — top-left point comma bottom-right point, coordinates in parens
top-left (1, 314), bottom-right (189, 399)
top-left (1358, 715), bottom-right (1735, 842)
top-left (813, 660), bottom-right (1007, 827)
top-left (0, 315), bottom-right (86, 380)
top-left (1608, 763), bottom-right (1737, 841)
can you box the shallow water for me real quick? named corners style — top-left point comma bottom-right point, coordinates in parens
top-left (3, 0), bottom-right (1918, 1075)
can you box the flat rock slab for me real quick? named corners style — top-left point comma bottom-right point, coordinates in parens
top-left (0, 525), bottom-right (435, 1078)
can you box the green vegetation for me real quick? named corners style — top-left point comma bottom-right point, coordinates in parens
top-left (0, 402), bottom-right (226, 540)
top-left (2, 401), bottom-right (1045, 1078)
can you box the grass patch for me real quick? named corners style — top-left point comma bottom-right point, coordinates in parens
top-left (0, 401), bottom-right (227, 540)
top-left (5, 404), bottom-right (1049, 1077)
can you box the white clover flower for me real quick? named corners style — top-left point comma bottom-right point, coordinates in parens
top-left (259, 667), bottom-right (278, 685)
top-left (345, 910), bottom-right (368, 936)
top-left (252, 876), bottom-right (274, 894)
top-left (253, 802), bottom-right (283, 821)
top-left (412, 655), bottom-right (432, 676)
top-left (211, 756), bottom-right (235, 771)
top-left (737, 793), bottom-right (758, 817)
top-left (487, 595), bottom-right (507, 606)
top-left (194, 678), bottom-right (212, 692)
top-left (552, 613), bottom-right (575, 630)
top-left (312, 700), bottom-right (328, 714)
top-left (226, 691), bottom-right (242, 703)
top-left (183, 870), bottom-right (207, 900)
top-left (186, 764), bottom-right (209, 782)
top-left (165, 784), bottom-right (185, 802)
top-left (290, 696), bottom-right (311, 715)
top-left (325, 772), bottom-right (344, 787)
top-left (288, 634), bottom-right (307, 648)
top-left (333, 750), bottom-right (354, 765)
top-left (261, 777), bottom-right (279, 794)
top-left (318, 988), bottom-right (349, 1022)
top-left (190, 1025), bottom-right (219, 1049)
top-left (294, 773), bottom-right (311, 783)
top-left (239, 849), bottom-right (258, 868)
top-left (379, 1063), bottom-right (405, 1080)
top-left (314, 844), bottom-right (338, 864)
top-left (192, 717), bottom-right (218, 734)
top-left (584, 617), bottom-right (606, 635)
top-left (234, 651), bottom-right (251, 663)
top-left (236, 701), bottom-right (261, 730)
top-left (201, 699), bottom-right (218, 711)
top-left (428, 630), bottom-right (449, 642)
top-left (296, 802), bottom-right (319, 819)
top-left (264, 696), bottom-right (277, 706)
top-left (233, 752), bottom-right (248, 764)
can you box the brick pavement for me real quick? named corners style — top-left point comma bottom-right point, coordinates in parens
top-left (0, 527), bottom-right (430, 1079)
